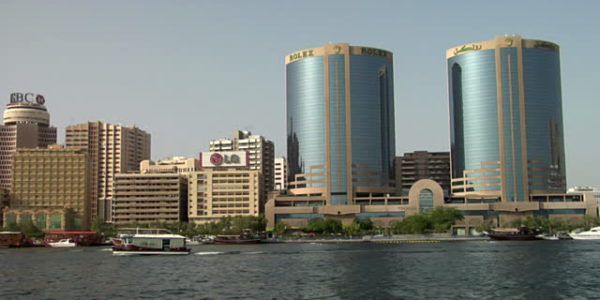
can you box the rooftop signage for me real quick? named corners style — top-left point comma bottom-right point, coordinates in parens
top-left (533, 41), bottom-right (558, 51)
top-left (453, 44), bottom-right (482, 56)
top-left (288, 49), bottom-right (315, 63)
top-left (360, 47), bottom-right (389, 57)
top-left (10, 93), bottom-right (45, 105)
top-left (199, 151), bottom-right (249, 168)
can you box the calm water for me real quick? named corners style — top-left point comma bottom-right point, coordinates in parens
top-left (2, 240), bottom-right (600, 299)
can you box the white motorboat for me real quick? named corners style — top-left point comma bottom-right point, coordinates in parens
top-left (536, 233), bottom-right (560, 240)
top-left (569, 227), bottom-right (600, 240)
top-left (48, 239), bottom-right (77, 248)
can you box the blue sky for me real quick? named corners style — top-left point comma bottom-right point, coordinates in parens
top-left (0, 1), bottom-right (598, 187)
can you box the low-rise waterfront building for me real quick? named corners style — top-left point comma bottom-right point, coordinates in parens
top-left (267, 179), bottom-right (598, 234)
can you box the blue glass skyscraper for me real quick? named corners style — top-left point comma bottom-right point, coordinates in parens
top-left (286, 43), bottom-right (395, 206)
top-left (447, 36), bottom-right (566, 202)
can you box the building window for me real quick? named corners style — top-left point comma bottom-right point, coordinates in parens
top-left (419, 189), bottom-right (434, 213)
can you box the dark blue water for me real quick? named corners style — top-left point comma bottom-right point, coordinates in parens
top-left (1, 240), bottom-right (600, 299)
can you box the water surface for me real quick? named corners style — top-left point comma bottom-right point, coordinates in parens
top-left (1, 240), bottom-right (600, 299)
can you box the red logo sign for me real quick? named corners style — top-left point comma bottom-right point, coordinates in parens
top-left (36, 94), bottom-right (45, 105)
top-left (210, 153), bottom-right (223, 166)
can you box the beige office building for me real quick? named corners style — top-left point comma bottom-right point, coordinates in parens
top-left (209, 130), bottom-right (274, 201)
top-left (65, 122), bottom-right (150, 221)
top-left (0, 94), bottom-right (57, 190)
top-left (3, 145), bottom-right (90, 229)
top-left (188, 167), bottom-right (261, 224)
top-left (112, 173), bottom-right (188, 224)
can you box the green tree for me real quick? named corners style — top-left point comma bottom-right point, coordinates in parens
top-left (302, 218), bottom-right (326, 234)
top-left (323, 218), bottom-right (343, 234)
top-left (353, 218), bottom-right (374, 232)
top-left (20, 219), bottom-right (44, 239)
top-left (274, 222), bottom-right (287, 236)
top-left (393, 214), bottom-right (431, 234)
top-left (428, 207), bottom-right (464, 233)
top-left (392, 207), bottom-right (464, 234)
top-left (343, 222), bottom-right (361, 236)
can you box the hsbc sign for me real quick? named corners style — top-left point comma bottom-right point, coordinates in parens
top-left (10, 93), bottom-right (46, 105)
top-left (199, 151), bottom-right (249, 168)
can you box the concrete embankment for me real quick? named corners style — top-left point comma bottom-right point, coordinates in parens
top-left (275, 235), bottom-right (489, 243)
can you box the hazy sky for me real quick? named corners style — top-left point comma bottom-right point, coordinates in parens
top-left (1, 1), bottom-right (598, 188)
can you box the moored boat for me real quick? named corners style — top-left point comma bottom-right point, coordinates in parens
top-left (569, 227), bottom-right (600, 240)
top-left (213, 233), bottom-right (263, 244)
top-left (536, 233), bottom-right (560, 240)
top-left (0, 231), bottom-right (30, 248)
top-left (488, 226), bottom-right (542, 241)
top-left (112, 228), bottom-right (190, 256)
top-left (48, 239), bottom-right (77, 248)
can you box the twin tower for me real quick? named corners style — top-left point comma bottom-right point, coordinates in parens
top-left (285, 36), bottom-right (565, 205)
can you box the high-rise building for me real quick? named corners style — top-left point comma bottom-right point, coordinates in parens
top-left (3, 145), bottom-right (90, 230)
top-left (395, 151), bottom-right (450, 196)
top-left (274, 157), bottom-right (287, 191)
top-left (447, 35), bottom-right (566, 202)
top-left (0, 93), bottom-right (57, 190)
top-left (209, 130), bottom-right (274, 202)
top-left (286, 43), bottom-right (395, 204)
top-left (65, 122), bottom-right (151, 221)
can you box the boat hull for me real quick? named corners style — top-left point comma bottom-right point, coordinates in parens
top-left (112, 250), bottom-right (190, 256)
top-left (488, 234), bottom-right (541, 241)
top-left (569, 235), bottom-right (600, 240)
top-left (48, 244), bottom-right (77, 248)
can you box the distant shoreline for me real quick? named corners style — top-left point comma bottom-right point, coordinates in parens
top-left (269, 235), bottom-right (490, 243)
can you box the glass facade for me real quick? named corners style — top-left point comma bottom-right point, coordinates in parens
top-left (287, 56), bottom-right (326, 187)
top-left (448, 37), bottom-right (566, 202)
top-left (448, 50), bottom-right (500, 193)
top-left (522, 48), bottom-right (566, 193)
top-left (287, 44), bottom-right (395, 205)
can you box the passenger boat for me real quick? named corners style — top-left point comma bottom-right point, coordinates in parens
top-left (569, 227), bottom-right (600, 240)
top-left (112, 228), bottom-right (190, 256)
top-left (48, 239), bottom-right (77, 248)
top-left (213, 233), bottom-right (263, 244)
top-left (488, 226), bottom-right (542, 241)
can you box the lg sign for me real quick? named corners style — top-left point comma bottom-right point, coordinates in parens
top-left (209, 153), bottom-right (241, 166)
top-left (200, 151), bottom-right (249, 168)
top-left (10, 93), bottom-right (45, 105)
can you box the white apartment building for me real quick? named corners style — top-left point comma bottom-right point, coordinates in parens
top-left (274, 157), bottom-right (287, 190)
